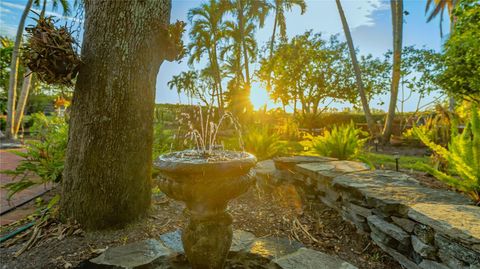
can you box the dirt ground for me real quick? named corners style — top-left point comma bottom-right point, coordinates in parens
top-left (0, 180), bottom-right (401, 269)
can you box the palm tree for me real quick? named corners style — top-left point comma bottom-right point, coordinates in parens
top-left (227, 0), bottom-right (270, 88)
top-left (425, 0), bottom-right (458, 111)
top-left (5, 0), bottom-right (34, 140)
top-left (335, 0), bottom-right (376, 135)
top-left (188, 0), bottom-right (227, 110)
top-left (383, 0), bottom-right (404, 142)
top-left (426, 0), bottom-right (457, 37)
top-left (268, 0), bottom-right (306, 59)
top-left (6, 0), bottom-right (71, 139)
top-left (168, 71), bottom-right (199, 104)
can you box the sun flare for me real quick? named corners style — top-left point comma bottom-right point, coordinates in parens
top-left (250, 88), bottom-right (270, 111)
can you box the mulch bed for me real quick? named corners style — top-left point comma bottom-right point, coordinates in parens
top-left (0, 180), bottom-right (401, 269)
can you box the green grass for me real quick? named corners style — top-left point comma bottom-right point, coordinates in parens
top-left (363, 152), bottom-right (431, 172)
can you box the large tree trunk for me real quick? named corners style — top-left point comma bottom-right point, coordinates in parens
top-left (13, 69), bottom-right (32, 135)
top-left (6, 0), bottom-right (34, 140)
top-left (61, 0), bottom-right (172, 230)
top-left (383, 0), bottom-right (403, 142)
top-left (335, 0), bottom-right (376, 136)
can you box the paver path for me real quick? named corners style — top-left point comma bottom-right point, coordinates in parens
top-left (0, 149), bottom-right (50, 225)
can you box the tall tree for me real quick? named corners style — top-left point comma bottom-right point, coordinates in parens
top-left (268, 0), bottom-right (306, 59)
top-left (61, 0), bottom-right (179, 229)
top-left (335, 0), bottom-right (376, 135)
top-left (5, 0), bottom-right (34, 140)
top-left (188, 0), bottom-right (226, 110)
top-left (228, 0), bottom-right (269, 88)
top-left (383, 0), bottom-right (404, 142)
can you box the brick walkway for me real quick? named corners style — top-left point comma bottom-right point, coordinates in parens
top-left (0, 149), bottom-right (51, 226)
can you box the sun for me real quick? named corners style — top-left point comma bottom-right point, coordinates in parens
top-left (250, 88), bottom-right (270, 111)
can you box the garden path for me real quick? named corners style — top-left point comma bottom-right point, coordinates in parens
top-left (0, 149), bottom-right (51, 226)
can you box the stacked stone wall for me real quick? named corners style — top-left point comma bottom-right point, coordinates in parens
top-left (255, 156), bottom-right (480, 269)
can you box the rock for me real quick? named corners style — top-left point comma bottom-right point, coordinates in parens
top-left (159, 230), bottom-right (184, 253)
top-left (419, 260), bottom-right (450, 269)
top-left (412, 235), bottom-right (436, 259)
top-left (413, 224), bottom-right (435, 245)
top-left (408, 203), bottom-right (480, 247)
top-left (392, 216), bottom-right (416, 233)
top-left (435, 234), bottom-right (480, 265)
top-left (90, 239), bottom-right (172, 268)
top-left (371, 236), bottom-right (421, 269)
top-left (367, 215), bottom-right (410, 245)
top-left (296, 161), bottom-right (370, 184)
top-left (230, 230), bottom-right (256, 252)
top-left (273, 247), bottom-right (357, 269)
top-left (346, 203), bottom-right (372, 218)
top-left (438, 248), bottom-right (470, 269)
top-left (273, 156), bottom-right (336, 170)
top-left (247, 237), bottom-right (303, 260)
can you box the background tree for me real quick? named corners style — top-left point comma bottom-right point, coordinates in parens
top-left (259, 32), bottom-right (356, 128)
top-left (188, 0), bottom-right (226, 110)
top-left (61, 0), bottom-right (181, 229)
top-left (335, 0), bottom-right (376, 135)
top-left (383, 0), bottom-right (404, 142)
top-left (439, 0), bottom-right (480, 103)
top-left (5, 0), bottom-right (34, 140)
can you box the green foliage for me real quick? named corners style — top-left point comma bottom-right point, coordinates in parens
top-left (1, 113), bottom-right (68, 199)
top-left (243, 126), bottom-right (285, 161)
top-left (414, 106), bottom-right (480, 204)
top-left (304, 122), bottom-right (367, 160)
top-left (439, 0), bottom-right (480, 103)
top-left (152, 122), bottom-right (173, 159)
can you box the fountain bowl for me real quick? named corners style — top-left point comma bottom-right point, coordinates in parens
top-left (154, 150), bottom-right (257, 269)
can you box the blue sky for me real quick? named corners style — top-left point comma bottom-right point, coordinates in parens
top-left (0, 0), bottom-right (448, 112)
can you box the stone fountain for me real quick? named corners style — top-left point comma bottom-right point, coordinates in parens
top-left (154, 150), bottom-right (256, 269)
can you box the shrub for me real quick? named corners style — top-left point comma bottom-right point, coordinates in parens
top-left (243, 126), bottom-right (285, 161)
top-left (1, 113), bottom-right (68, 199)
top-left (304, 122), bottom-right (368, 160)
top-left (414, 106), bottom-right (480, 204)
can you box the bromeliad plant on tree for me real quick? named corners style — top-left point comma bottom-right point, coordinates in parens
top-left (414, 106), bottom-right (480, 205)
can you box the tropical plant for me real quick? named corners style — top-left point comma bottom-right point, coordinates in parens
top-left (243, 126), bottom-right (285, 160)
top-left (305, 122), bottom-right (368, 160)
top-left (383, 0), bottom-right (404, 143)
top-left (1, 113), bottom-right (68, 199)
top-left (414, 106), bottom-right (480, 204)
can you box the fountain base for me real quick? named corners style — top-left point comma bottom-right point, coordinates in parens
top-left (81, 230), bottom-right (357, 269)
top-left (182, 212), bottom-right (233, 269)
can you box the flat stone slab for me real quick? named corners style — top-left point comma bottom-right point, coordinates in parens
top-left (408, 203), bottom-right (480, 248)
top-left (90, 239), bottom-right (172, 268)
top-left (296, 161), bottom-right (370, 181)
top-left (85, 230), bottom-right (356, 269)
top-left (273, 155), bottom-right (337, 170)
top-left (273, 247), bottom-right (357, 269)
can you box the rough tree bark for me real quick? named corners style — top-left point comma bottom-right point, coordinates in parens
top-left (6, 0), bottom-right (34, 140)
top-left (61, 0), bottom-right (173, 229)
top-left (335, 0), bottom-right (376, 136)
top-left (383, 0), bottom-right (403, 142)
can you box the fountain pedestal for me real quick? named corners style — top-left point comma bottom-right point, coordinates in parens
top-left (155, 151), bottom-right (256, 269)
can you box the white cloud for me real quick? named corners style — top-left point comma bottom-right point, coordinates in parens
top-left (1, 1), bottom-right (82, 22)
top-left (0, 18), bottom-right (17, 37)
top-left (0, 6), bottom-right (12, 14)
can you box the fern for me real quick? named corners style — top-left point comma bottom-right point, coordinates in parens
top-left (305, 122), bottom-right (368, 160)
top-left (243, 126), bottom-right (285, 161)
top-left (414, 106), bottom-right (480, 204)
